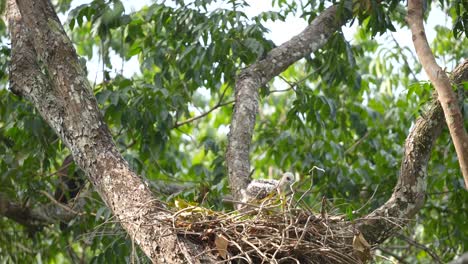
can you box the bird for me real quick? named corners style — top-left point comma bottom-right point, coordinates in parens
top-left (241, 172), bottom-right (295, 203)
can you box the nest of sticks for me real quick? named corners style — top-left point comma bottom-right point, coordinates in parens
top-left (171, 196), bottom-right (373, 263)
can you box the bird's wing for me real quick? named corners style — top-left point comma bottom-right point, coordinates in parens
top-left (251, 179), bottom-right (279, 186)
top-left (245, 179), bottom-right (278, 200)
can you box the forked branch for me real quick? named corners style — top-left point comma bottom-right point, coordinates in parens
top-left (226, 1), bottom-right (353, 202)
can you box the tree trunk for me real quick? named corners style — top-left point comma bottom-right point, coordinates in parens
top-left (6, 0), bottom-right (215, 262)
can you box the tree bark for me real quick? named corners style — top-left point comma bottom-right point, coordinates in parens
top-left (407, 0), bottom-right (468, 188)
top-left (226, 2), bottom-right (353, 202)
top-left (6, 0), bottom-right (215, 262)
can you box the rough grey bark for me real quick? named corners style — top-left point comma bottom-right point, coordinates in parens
top-left (448, 252), bottom-right (468, 264)
top-left (357, 59), bottom-right (468, 244)
top-left (226, 2), bottom-right (353, 201)
top-left (7, 0), bottom-right (215, 262)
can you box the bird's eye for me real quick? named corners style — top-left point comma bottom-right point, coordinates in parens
top-left (286, 176), bottom-right (291, 181)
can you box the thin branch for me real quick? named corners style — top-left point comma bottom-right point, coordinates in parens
top-left (174, 86), bottom-right (234, 128)
top-left (269, 87), bottom-right (294, 93)
top-left (377, 247), bottom-right (410, 264)
top-left (398, 235), bottom-right (443, 264)
top-left (276, 68), bottom-right (320, 92)
top-left (389, 33), bottom-right (418, 80)
top-left (174, 100), bottom-right (234, 128)
top-left (344, 131), bottom-right (370, 155)
top-left (39, 190), bottom-right (84, 216)
top-left (352, 184), bottom-right (379, 214)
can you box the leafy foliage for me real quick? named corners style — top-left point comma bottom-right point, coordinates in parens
top-left (0, 0), bottom-right (467, 263)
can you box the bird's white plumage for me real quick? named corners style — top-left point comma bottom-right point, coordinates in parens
top-left (241, 172), bottom-right (295, 203)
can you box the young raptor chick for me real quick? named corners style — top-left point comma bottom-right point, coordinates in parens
top-left (241, 172), bottom-right (295, 203)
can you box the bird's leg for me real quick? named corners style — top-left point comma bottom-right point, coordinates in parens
top-left (277, 187), bottom-right (288, 213)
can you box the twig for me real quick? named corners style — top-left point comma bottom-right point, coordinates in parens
top-left (294, 166), bottom-right (325, 207)
top-left (389, 33), bottom-right (418, 80)
top-left (352, 184), bottom-right (379, 214)
top-left (344, 131), bottom-right (369, 155)
top-left (294, 215), bottom-right (313, 249)
top-left (39, 190), bottom-right (83, 216)
top-left (398, 234), bottom-right (443, 264)
top-left (269, 87), bottom-right (294, 93)
top-left (43, 160), bottom-right (73, 178)
top-left (277, 67), bottom-right (320, 92)
top-left (377, 247), bottom-right (409, 264)
top-left (242, 238), bottom-right (269, 261)
top-left (174, 86), bottom-right (233, 128)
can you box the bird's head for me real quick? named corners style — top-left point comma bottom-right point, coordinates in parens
top-left (278, 172), bottom-right (295, 191)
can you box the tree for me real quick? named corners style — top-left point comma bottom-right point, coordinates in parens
top-left (0, 0), bottom-right (467, 263)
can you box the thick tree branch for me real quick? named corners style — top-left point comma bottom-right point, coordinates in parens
top-left (0, 192), bottom-right (85, 229)
top-left (448, 252), bottom-right (468, 264)
top-left (7, 0), bottom-right (215, 262)
top-left (357, 60), bottom-right (468, 244)
top-left (0, 193), bottom-right (42, 229)
top-left (226, 2), bottom-right (352, 202)
top-left (407, 0), bottom-right (468, 188)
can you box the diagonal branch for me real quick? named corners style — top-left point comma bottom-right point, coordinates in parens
top-left (407, 0), bottom-right (468, 188)
top-left (226, 2), bottom-right (353, 202)
top-left (357, 59), bottom-right (468, 244)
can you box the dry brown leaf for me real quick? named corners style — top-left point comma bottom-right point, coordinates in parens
top-left (214, 234), bottom-right (229, 259)
top-left (353, 232), bottom-right (371, 262)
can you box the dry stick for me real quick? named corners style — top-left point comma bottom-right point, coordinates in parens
top-left (294, 166), bottom-right (324, 208)
top-left (271, 213), bottom-right (293, 261)
top-left (242, 238), bottom-right (269, 261)
top-left (277, 256), bottom-right (300, 264)
top-left (407, 0), bottom-right (468, 188)
top-left (222, 244), bottom-right (256, 264)
top-left (294, 215), bottom-right (314, 250)
top-left (219, 255), bottom-right (251, 264)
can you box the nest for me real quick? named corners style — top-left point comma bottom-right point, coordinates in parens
top-left (171, 197), bottom-right (372, 263)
